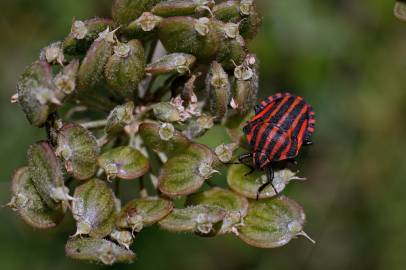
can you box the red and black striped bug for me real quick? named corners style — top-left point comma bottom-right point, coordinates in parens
top-left (239, 92), bottom-right (315, 199)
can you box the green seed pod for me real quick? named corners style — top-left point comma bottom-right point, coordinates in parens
top-left (227, 165), bottom-right (306, 199)
top-left (213, 1), bottom-right (241, 22)
top-left (124, 12), bottom-right (163, 40)
top-left (110, 229), bottom-right (134, 249)
top-left (139, 122), bottom-right (190, 157)
top-left (112, 0), bottom-right (163, 25)
top-left (53, 59), bottom-right (79, 98)
top-left (56, 123), bottom-right (99, 180)
top-left (151, 0), bottom-right (215, 17)
top-left (105, 102), bottom-right (135, 137)
top-left (238, 196), bottom-right (314, 248)
top-left (213, 0), bottom-right (262, 40)
top-left (98, 146), bottom-right (150, 180)
top-left (152, 102), bottom-right (181, 122)
top-left (214, 142), bottom-right (238, 163)
top-left (62, 18), bottom-right (113, 55)
top-left (186, 187), bottom-right (248, 234)
top-left (40, 41), bottom-right (65, 65)
top-left (159, 205), bottom-right (226, 235)
top-left (158, 143), bottom-right (216, 197)
top-left (395, 1), bottom-right (406, 21)
top-left (72, 179), bottom-right (116, 238)
top-left (213, 21), bottom-right (247, 69)
top-left (239, 2), bottom-right (262, 40)
top-left (17, 60), bottom-right (59, 127)
top-left (146, 53), bottom-right (196, 75)
top-left (232, 53), bottom-right (259, 115)
top-left (27, 142), bottom-right (67, 210)
top-left (206, 61), bottom-right (230, 122)
top-left (183, 114), bottom-right (214, 139)
top-left (8, 167), bottom-right (65, 229)
top-left (104, 40), bottom-right (146, 99)
top-left (116, 197), bottom-right (173, 232)
top-left (65, 238), bottom-right (136, 265)
top-left (158, 16), bottom-right (221, 60)
top-left (77, 29), bottom-right (115, 91)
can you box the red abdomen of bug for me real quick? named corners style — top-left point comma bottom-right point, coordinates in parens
top-left (243, 92), bottom-right (315, 169)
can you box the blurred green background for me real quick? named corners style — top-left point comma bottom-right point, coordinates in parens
top-left (1, 0), bottom-right (406, 269)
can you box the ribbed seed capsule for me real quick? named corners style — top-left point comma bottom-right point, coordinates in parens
top-left (104, 40), bottom-right (145, 99)
top-left (105, 102), bottom-right (135, 137)
top-left (213, 1), bottom-right (241, 22)
top-left (77, 28), bottom-right (115, 91)
top-left (41, 41), bottom-right (65, 65)
top-left (213, 0), bottom-right (262, 40)
top-left (17, 60), bottom-right (59, 127)
top-left (146, 53), bottom-right (196, 75)
top-left (62, 18), bottom-right (113, 55)
top-left (124, 12), bottom-right (162, 40)
top-left (214, 20), bottom-right (247, 69)
top-left (72, 179), bottom-right (116, 238)
top-left (110, 229), bottom-right (134, 249)
top-left (233, 54), bottom-right (259, 115)
top-left (112, 0), bottom-right (163, 25)
top-left (116, 197), bottom-right (173, 232)
top-left (27, 142), bottom-right (67, 210)
top-left (9, 167), bottom-right (65, 229)
top-left (65, 238), bottom-right (136, 265)
top-left (152, 0), bottom-right (215, 17)
top-left (56, 123), bottom-right (99, 180)
top-left (97, 146), bottom-right (150, 180)
top-left (53, 59), bottom-right (79, 97)
top-left (158, 16), bottom-right (221, 60)
top-left (152, 102), bottom-right (181, 122)
top-left (207, 62), bottom-right (230, 122)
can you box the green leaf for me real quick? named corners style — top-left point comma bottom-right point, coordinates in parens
top-left (238, 196), bottom-right (313, 248)
top-left (116, 197), bottom-right (173, 232)
top-left (186, 187), bottom-right (248, 234)
top-left (56, 123), bottom-right (99, 180)
top-left (9, 167), bottom-right (65, 229)
top-left (65, 237), bottom-right (136, 265)
top-left (27, 141), bottom-right (66, 210)
top-left (72, 179), bottom-right (116, 238)
top-left (139, 122), bottom-right (190, 157)
top-left (98, 146), bottom-right (150, 180)
top-left (158, 143), bottom-right (216, 197)
top-left (158, 205), bottom-right (226, 235)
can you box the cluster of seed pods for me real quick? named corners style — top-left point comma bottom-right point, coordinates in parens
top-left (7, 0), bottom-right (314, 265)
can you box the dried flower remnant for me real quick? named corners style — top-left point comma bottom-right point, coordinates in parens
top-left (6, 0), bottom-right (317, 265)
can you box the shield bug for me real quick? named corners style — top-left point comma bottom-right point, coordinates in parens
top-left (239, 92), bottom-right (315, 199)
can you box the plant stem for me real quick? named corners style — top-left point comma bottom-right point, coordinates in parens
top-left (80, 119), bottom-right (108, 129)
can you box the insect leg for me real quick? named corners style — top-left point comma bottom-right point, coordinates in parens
top-left (238, 153), bottom-right (255, 176)
top-left (224, 153), bottom-right (254, 170)
top-left (304, 140), bottom-right (313, 146)
top-left (256, 166), bottom-right (278, 200)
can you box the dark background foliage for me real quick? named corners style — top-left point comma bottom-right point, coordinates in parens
top-left (1, 0), bottom-right (405, 269)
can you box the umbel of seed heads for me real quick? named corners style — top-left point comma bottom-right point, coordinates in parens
top-left (6, 0), bottom-right (316, 266)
